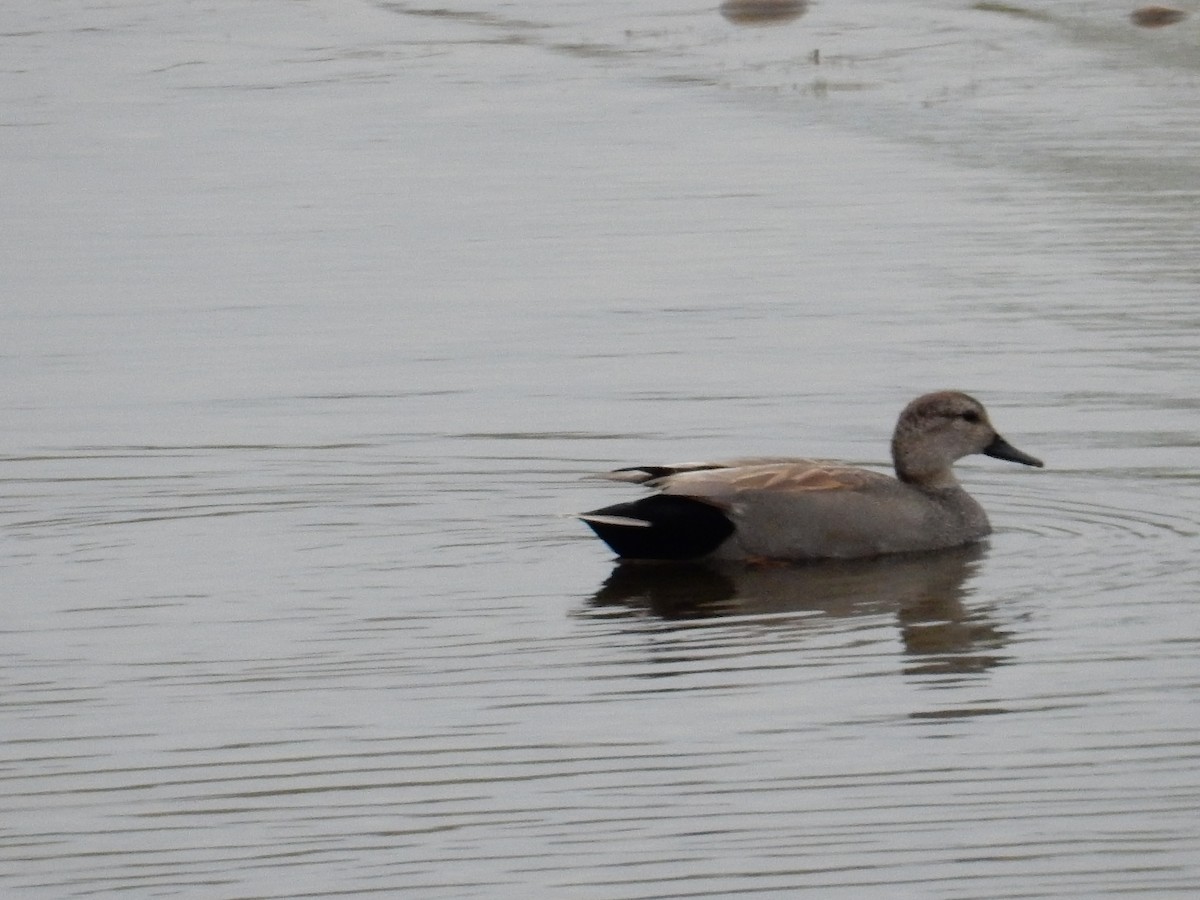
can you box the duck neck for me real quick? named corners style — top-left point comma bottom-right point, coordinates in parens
top-left (892, 439), bottom-right (961, 490)
top-left (897, 467), bottom-right (962, 491)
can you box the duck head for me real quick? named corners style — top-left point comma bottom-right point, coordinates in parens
top-left (891, 391), bottom-right (1043, 488)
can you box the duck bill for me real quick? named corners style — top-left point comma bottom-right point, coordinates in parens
top-left (983, 434), bottom-right (1044, 468)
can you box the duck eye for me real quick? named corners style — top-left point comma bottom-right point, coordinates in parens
top-left (960, 410), bottom-right (981, 424)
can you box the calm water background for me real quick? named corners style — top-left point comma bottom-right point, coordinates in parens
top-left (4, 0), bottom-right (1199, 896)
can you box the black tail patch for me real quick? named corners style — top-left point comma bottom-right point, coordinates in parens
top-left (581, 494), bottom-right (734, 560)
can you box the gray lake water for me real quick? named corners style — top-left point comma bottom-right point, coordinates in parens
top-left (4, 0), bottom-right (1199, 897)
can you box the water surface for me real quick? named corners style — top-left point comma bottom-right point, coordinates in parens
top-left (3, 0), bottom-right (1199, 896)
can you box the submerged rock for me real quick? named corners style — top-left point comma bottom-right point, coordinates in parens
top-left (1130, 6), bottom-right (1187, 28)
top-left (719, 0), bottom-right (808, 26)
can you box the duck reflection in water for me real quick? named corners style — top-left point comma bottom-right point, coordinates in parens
top-left (589, 543), bottom-right (1013, 677)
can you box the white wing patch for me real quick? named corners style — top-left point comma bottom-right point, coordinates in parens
top-left (576, 514), bottom-right (652, 528)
